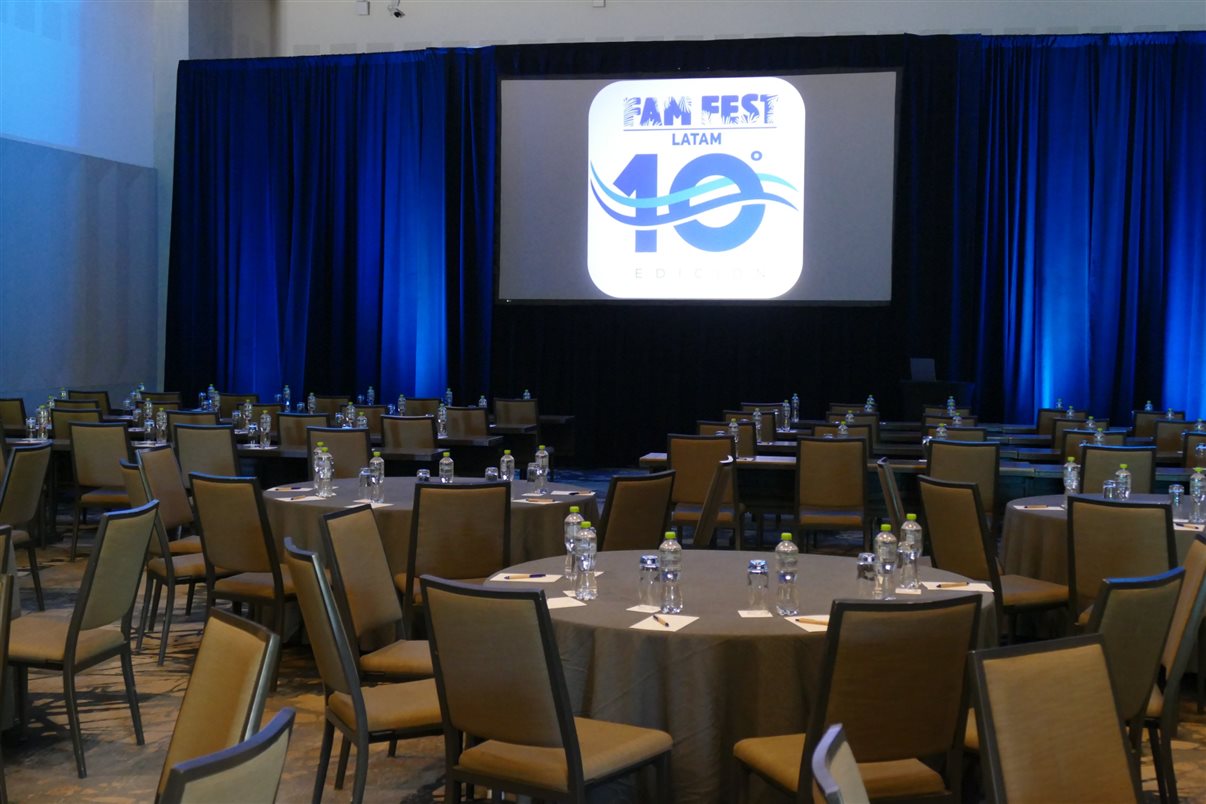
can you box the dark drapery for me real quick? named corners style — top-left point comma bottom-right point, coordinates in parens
top-left (166, 33), bottom-right (1205, 465)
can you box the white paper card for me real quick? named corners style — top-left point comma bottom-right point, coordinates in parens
top-left (738, 609), bottom-right (774, 618)
top-left (550, 490), bottom-right (594, 497)
top-left (492, 573), bottom-right (563, 583)
top-left (787, 614), bottom-right (829, 632)
top-left (893, 587), bottom-right (923, 595)
top-left (921, 581), bottom-right (994, 593)
top-left (627, 604), bottom-right (661, 613)
top-left (349, 499), bottom-right (393, 509)
top-left (546, 597), bottom-right (586, 609)
top-left (631, 614), bottom-right (697, 632)
top-left (281, 495), bottom-right (323, 502)
top-left (272, 485), bottom-right (314, 493)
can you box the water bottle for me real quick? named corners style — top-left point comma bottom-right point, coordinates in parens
top-left (1167, 407), bottom-right (1175, 419)
top-left (729, 418), bottom-right (741, 457)
top-left (1063, 457), bottom-right (1081, 501)
top-left (774, 533), bottom-right (799, 616)
top-left (563, 505), bottom-right (583, 581)
top-left (747, 560), bottom-right (770, 612)
top-left (1086, 415), bottom-right (1095, 430)
top-left (1195, 419), bottom-right (1204, 432)
top-left (499, 449), bottom-right (515, 481)
top-left (1145, 400), bottom-right (1154, 411)
top-left (535, 444), bottom-right (550, 477)
top-left (1114, 463), bottom-right (1132, 500)
top-left (312, 440), bottom-right (326, 476)
top-left (935, 422), bottom-right (948, 439)
top-left (952, 412), bottom-right (963, 427)
top-left (366, 386), bottom-right (375, 405)
top-left (1191, 469), bottom-right (1206, 525)
top-left (898, 514), bottom-right (922, 590)
top-left (307, 392), bottom-right (317, 414)
top-left (438, 451), bottom-right (454, 483)
top-left (345, 401), bottom-right (357, 423)
top-left (211, 387), bottom-right (221, 413)
top-left (865, 395), bottom-right (875, 412)
top-left (240, 399), bottom-right (251, 425)
top-left (639, 555), bottom-right (661, 607)
top-left (283, 385), bottom-right (291, 409)
top-left (396, 393), bottom-right (406, 415)
top-left (837, 419), bottom-right (849, 438)
top-left (477, 395), bottom-right (488, 408)
top-left (317, 447), bottom-right (335, 498)
top-left (1093, 427), bottom-right (1105, 445)
top-left (157, 410), bottom-right (169, 444)
top-left (574, 522), bottom-right (598, 601)
top-left (1189, 467), bottom-right (1205, 501)
top-left (946, 396), bottom-right (956, 415)
top-left (791, 392), bottom-right (800, 424)
top-left (369, 450), bottom-right (385, 503)
top-left (445, 387), bottom-right (454, 406)
top-left (356, 413), bottom-right (368, 430)
top-left (874, 523), bottom-right (897, 599)
top-left (522, 389), bottom-right (531, 400)
top-left (781, 400), bottom-right (790, 432)
top-left (1066, 405), bottom-right (1074, 417)
top-left (845, 409), bottom-right (855, 424)
top-left (658, 532), bottom-right (683, 614)
top-left (752, 408), bottom-right (763, 442)
top-left (1196, 443), bottom-right (1206, 466)
top-left (437, 404), bottom-right (448, 437)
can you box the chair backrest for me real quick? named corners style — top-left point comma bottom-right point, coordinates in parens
top-left (311, 394), bottom-right (350, 415)
top-left (142, 391), bottom-right (183, 407)
top-left (1158, 536), bottom-right (1206, 713)
top-left (1134, 409), bottom-right (1182, 439)
top-left (166, 410), bottom-right (220, 444)
top-left (1079, 445), bottom-right (1155, 494)
top-left (0, 443), bottom-right (52, 527)
top-left (421, 576), bottom-right (576, 755)
top-left (356, 405), bottom-right (387, 438)
top-left (119, 460), bottom-right (174, 561)
top-left (0, 525), bottom-right (10, 574)
top-left (137, 445), bottom-right (195, 532)
top-left (971, 635), bottom-right (1140, 804)
top-left (923, 426), bottom-right (987, 442)
top-left (698, 420), bottom-right (754, 457)
top-left (875, 458), bottom-right (906, 533)
top-left (1184, 432), bottom-right (1206, 468)
top-left (917, 476), bottom-right (1002, 592)
top-left (218, 393), bottom-right (259, 420)
top-left (74, 501), bottom-right (159, 632)
top-left (158, 707), bottom-right (294, 804)
top-left (191, 474), bottom-right (278, 575)
top-left (54, 398), bottom-right (107, 412)
top-left (404, 483), bottom-right (511, 623)
top-left (811, 724), bottom-right (870, 804)
top-left (175, 424), bottom-right (238, 488)
top-left (693, 460), bottom-right (734, 549)
top-left (667, 435), bottom-right (734, 507)
top-left (243, 403), bottom-right (284, 434)
top-left (70, 421), bottom-right (130, 488)
top-left (925, 440), bottom-right (1000, 517)
top-left (382, 415), bottom-right (438, 450)
top-left (923, 405), bottom-right (972, 417)
top-left (52, 407), bottom-right (102, 438)
top-left (1050, 417), bottom-right (1091, 452)
top-left (405, 398), bottom-right (443, 417)
top-left (1035, 407), bottom-right (1079, 436)
top-left (1061, 428), bottom-right (1125, 460)
top-left (801, 596), bottom-right (980, 793)
top-left (283, 539), bottom-right (361, 697)
top-left (494, 398), bottom-right (539, 427)
top-left (1066, 497), bottom-right (1176, 614)
top-left (445, 406), bottom-right (489, 438)
top-left (320, 505), bottom-right (405, 645)
top-left (1153, 419), bottom-right (1187, 453)
top-left (67, 389), bottom-right (113, 413)
top-left (306, 427), bottom-right (370, 479)
top-left (1086, 568), bottom-right (1183, 723)
top-left (598, 471), bottom-right (675, 551)
top-left (0, 398), bottom-right (27, 434)
top-left (277, 413), bottom-right (327, 448)
top-left (796, 437), bottom-right (866, 512)
top-left (812, 424), bottom-right (873, 443)
top-left (157, 610), bottom-right (281, 798)
top-left (923, 414), bottom-right (979, 428)
top-left (726, 407), bottom-right (779, 433)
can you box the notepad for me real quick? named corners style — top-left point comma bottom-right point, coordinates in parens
top-left (738, 609), bottom-right (774, 618)
top-left (282, 495), bottom-right (323, 502)
top-left (787, 615), bottom-right (829, 632)
top-left (921, 581), bottom-right (994, 593)
top-left (348, 500), bottom-right (392, 509)
top-left (550, 490), bottom-right (594, 497)
top-left (627, 604), bottom-right (661, 613)
top-left (513, 497), bottom-right (561, 505)
top-left (631, 614), bottom-right (697, 632)
top-left (1019, 504), bottom-right (1058, 511)
top-left (546, 597), bottom-right (585, 609)
top-left (491, 573), bottom-right (562, 583)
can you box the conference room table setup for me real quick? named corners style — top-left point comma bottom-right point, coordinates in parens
top-left (488, 549), bottom-right (996, 804)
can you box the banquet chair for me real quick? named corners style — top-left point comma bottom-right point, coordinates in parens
top-left (445, 406), bottom-right (489, 438)
top-left (69, 420), bottom-right (131, 560)
top-left (174, 424), bottom-right (238, 489)
top-left (137, 445), bottom-right (203, 555)
top-left (494, 397), bottom-right (539, 427)
top-left (1050, 417), bottom-right (1093, 458)
top-left (67, 389), bottom-right (114, 414)
top-left (9, 501), bottom-right (157, 778)
top-left (218, 393), bottom-right (259, 420)
top-left (874, 457), bottom-right (905, 534)
top-left (355, 404), bottom-right (387, 438)
top-left (1084, 568), bottom-right (1182, 770)
top-left (119, 460), bottom-right (208, 664)
top-left (1060, 427), bottom-right (1124, 460)
top-left (278, 412), bottom-right (328, 448)
top-left (0, 398), bottom-right (27, 436)
top-left (1153, 419), bottom-right (1188, 453)
top-left (668, 434), bottom-right (739, 540)
top-left (159, 707), bottom-right (294, 804)
top-left (0, 442), bottom-right (51, 609)
top-left (320, 505), bottom-right (433, 681)
top-left (307, 426), bottom-right (371, 479)
top-left (598, 470), bottom-right (675, 551)
top-left (1079, 445), bottom-right (1155, 494)
top-left (421, 575), bottom-right (673, 803)
top-left (312, 394), bottom-right (351, 415)
top-left (812, 424), bottom-right (873, 443)
top-left (811, 724), bottom-right (870, 804)
top-left (244, 402), bottom-right (284, 434)
top-left (382, 414), bottom-right (438, 450)
top-left (165, 409), bottom-right (220, 443)
top-left (1186, 432), bottom-right (1206, 468)
top-left (141, 391), bottom-right (183, 407)
top-left (155, 609), bottom-right (280, 802)
top-left (918, 475), bottom-right (1067, 643)
top-left (53, 399), bottom-right (104, 412)
top-left (699, 419), bottom-right (755, 457)
top-left (1066, 497), bottom-right (1176, 621)
top-left (970, 635), bottom-right (1140, 804)
top-left (734, 595), bottom-right (980, 802)
top-left (190, 474), bottom-right (294, 682)
top-left (285, 539), bottom-right (442, 804)
top-left (1034, 407), bottom-right (1079, 436)
top-left (403, 397), bottom-right (442, 417)
top-left (1134, 409), bottom-right (1183, 439)
top-left (693, 459), bottom-right (736, 549)
top-left (400, 482), bottom-right (511, 635)
top-left (922, 426), bottom-right (986, 442)
top-left (795, 436), bottom-right (870, 551)
top-left (51, 407), bottom-right (102, 439)
top-left (925, 439), bottom-right (1000, 529)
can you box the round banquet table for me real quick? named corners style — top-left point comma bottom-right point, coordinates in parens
top-left (262, 476), bottom-right (599, 575)
top-left (1001, 493), bottom-right (1202, 583)
top-left (491, 550), bottom-right (996, 804)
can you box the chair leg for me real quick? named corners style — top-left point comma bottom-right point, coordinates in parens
top-left (313, 720), bottom-right (334, 804)
top-left (657, 752), bottom-right (672, 803)
top-left (63, 670), bottom-right (86, 778)
top-left (24, 542), bottom-right (44, 611)
top-left (158, 579), bottom-right (175, 665)
top-left (734, 758), bottom-right (751, 804)
top-left (352, 731), bottom-right (370, 804)
top-left (388, 738), bottom-right (397, 757)
top-left (148, 582), bottom-right (164, 633)
top-left (1149, 723), bottom-right (1170, 804)
top-left (70, 503), bottom-right (83, 562)
top-left (136, 576), bottom-right (155, 653)
top-left (335, 736), bottom-right (351, 789)
top-left (185, 581), bottom-right (197, 616)
top-left (121, 648), bottom-right (145, 745)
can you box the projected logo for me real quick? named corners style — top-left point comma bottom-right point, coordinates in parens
top-left (587, 77), bottom-right (804, 299)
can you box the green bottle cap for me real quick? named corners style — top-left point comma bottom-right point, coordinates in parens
top-left (581, 521), bottom-right (591, 528)
top-left (569, 506), bottom-right (579, 513)
top-left (664, 531), bottom-right (677, 540)
top-left (780, 532), bottom-right (793, 541)
top-left (880, 523), bottom-right (892, 531)
top-left (1120, 463), bottom-right (1128, 469)
top-left (503, 449), bottom-right (511, 454)
top-left (443, 451), bottom-right (451, 457)
top-left (906, 513), bottom-right (918, 521)
top-left (373, 450), bottom-right (380, 457)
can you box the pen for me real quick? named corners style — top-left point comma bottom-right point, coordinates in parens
top-left (936, 581), bottom-right (969, 588)
top-left (792, 616), bottom-right (829, 626)
top-left (290, 495), bottom-right (310, 501)
top-left (652, 614), bottom-right (671, 628)
top-left (504, 573), bottom-right (546, 580)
